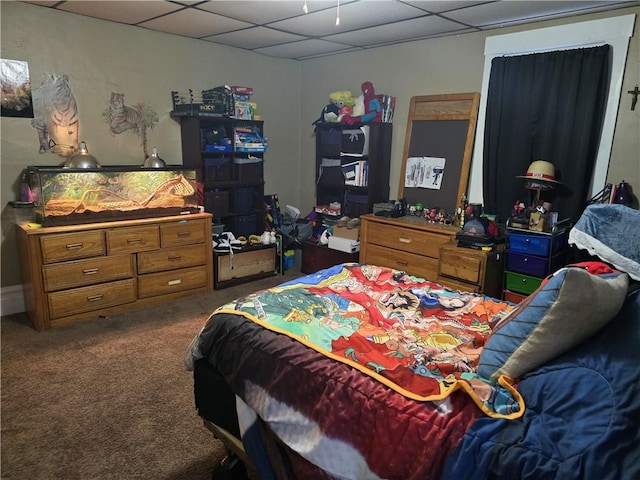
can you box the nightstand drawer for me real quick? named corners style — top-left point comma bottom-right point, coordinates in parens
top-left (160, 218), bottom-right (207, 247)
top-left (43, 254), bottom-right (134, 292)
top-left (365, 223), bottom-right (450, 258)
top-left (47, 278), bottom-right (136, 319)
top-left (364, 243), bottom-right (438, 281)
top-left (138, 266), bottom-right (208, 298)
top-left (439, 247), bottom-right (483, 284)
top-left (137, 244), bottom-right (207, 274)
top-left (40, 231), bottom-right (105, 264)
top-left (106, 225), bottom-right (159, 254)
top-left (437, 276), bottom-right (481, 293)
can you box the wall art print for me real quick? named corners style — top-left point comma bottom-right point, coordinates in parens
top-left (102, 92), bottom-right (159, 159)
top-left (31, 73), bottom-right (80, 156)
top-left (1, 59), bottom-right (34, 118)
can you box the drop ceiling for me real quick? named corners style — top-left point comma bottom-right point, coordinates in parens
top-left (21, 0), bottom-right (640, 60)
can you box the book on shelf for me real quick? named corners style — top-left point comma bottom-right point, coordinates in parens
top-left (341, 160), bottom-right (368, 187)
top-left (381, 95), bottom-right (396, 123)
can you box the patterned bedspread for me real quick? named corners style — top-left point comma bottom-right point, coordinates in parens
top-left (188, 263), bottom-right (640, 480)
top-left (213, 263), bottom-right (522, 419)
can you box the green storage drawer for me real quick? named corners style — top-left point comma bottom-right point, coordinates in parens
top-left (505, 270), bottom-right (543, 295)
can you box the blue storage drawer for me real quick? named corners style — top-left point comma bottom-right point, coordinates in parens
top-left (506, 252), bottom-right (550, 277)
top-left (507, 230), bottom-right (567, 256)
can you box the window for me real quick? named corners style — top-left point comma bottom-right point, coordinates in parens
top-left (468, 14), bottom-right (635, 204)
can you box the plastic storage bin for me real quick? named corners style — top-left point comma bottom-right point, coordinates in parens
top-left (234, 187), bottom-right (255, 213)
top-left (235, 213), bottom-right (257, 238)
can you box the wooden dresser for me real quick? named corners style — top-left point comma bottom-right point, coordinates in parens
top-left (17, 213), bottom-right (213, 331)
top-left (360, 214), bottom-right (458, 280)
top-left (360, 214), bottom-right (504, 296)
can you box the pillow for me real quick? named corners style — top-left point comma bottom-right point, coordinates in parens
top-left (478, 267), bottom-right (628, 381)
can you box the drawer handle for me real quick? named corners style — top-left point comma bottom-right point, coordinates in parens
top-left (127, 238), bottom-right (142, 244)
top-left (167, 279), bottom-right (182, 286)
top-left (168, 255), bottom-right (182, 261)
top-left (396, 260), bottom-right (409, 266)
top-left (87, 294), bottom-right (103, 302)
top-left (523, 258), bottom-right (528, 262)
top-left (177, 232), bottom-right (191, 237)
top-left (66, 243), bottom-right (83, 250)
top-left (398, 237), bottom-right (411, 244)
top-left (83, 268), bottom-right (99, 275)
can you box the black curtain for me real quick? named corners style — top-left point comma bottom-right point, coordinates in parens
top-left (483, 45), bottom-right (611, 225)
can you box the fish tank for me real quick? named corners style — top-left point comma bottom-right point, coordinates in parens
top-left (27, 166), bottom-right (200, 226)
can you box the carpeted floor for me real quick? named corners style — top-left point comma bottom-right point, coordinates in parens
top-left (1, 266), bottom-right (301, 480)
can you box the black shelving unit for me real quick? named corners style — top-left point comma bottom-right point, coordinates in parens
top-left (314, 122), bottom-right (392, 219)
top-left (172, 114), bottom-right (267, 239)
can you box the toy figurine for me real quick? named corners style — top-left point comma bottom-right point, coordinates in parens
top-left (429, 208), bottom-right (437, 223)
top-left (344, 81), bottom-right (382, 124)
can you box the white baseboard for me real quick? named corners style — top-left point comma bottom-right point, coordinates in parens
top-left (1, 285), bottom-right (26, 317)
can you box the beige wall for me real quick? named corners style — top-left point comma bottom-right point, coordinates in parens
top-left (1, 2), bottom-right (638, 289)
top-left (300, 6), bottom-right (640, 216)
top-left (1, 2), bottom-right (302, 288)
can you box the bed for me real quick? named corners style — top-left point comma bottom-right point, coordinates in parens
top-left (186, 204), bottom-right (640, 480)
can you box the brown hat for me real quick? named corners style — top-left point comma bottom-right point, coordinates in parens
top-left (517, 160), bottom-right (562, 184)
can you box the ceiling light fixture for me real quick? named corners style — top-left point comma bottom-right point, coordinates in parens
top-left (336, 0), bottom-right (340, 26)
top-left (303, 0), bottom-right (308, 14)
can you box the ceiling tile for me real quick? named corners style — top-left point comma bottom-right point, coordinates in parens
top-left (403, 1), bottom-right (492, 14)
top-left (254, 38), bottom-right (358, 59)
top-left (56, 0), bottom-right (182, 25)
top-left (269, 1), bottom-right (428, 37)
top-left (196, 0), bottom-right (329, 24)
top-left (325, 14), bottom-right (471, 46)
top-left (203, 26), bottom-right (308, 49)
top-left (139, 7), bottom-right (252, 38)
top-left (443, 1), bottom-right (631, 28)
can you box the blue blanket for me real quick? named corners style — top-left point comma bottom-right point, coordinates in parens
top-left (568, 204), bottom-right (640, 280)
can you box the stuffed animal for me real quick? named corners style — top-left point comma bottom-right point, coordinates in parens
top-left (343, 81), bottom-right (382, 124)
top-left (312, 91), bottom-right (355, 126)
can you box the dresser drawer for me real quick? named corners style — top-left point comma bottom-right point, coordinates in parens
top-left (505, 271), bottom-right (543, 295)
top-left (40, 231), bottom-right (105, 264)
top-left (137, 244), bottom-right (207, 274)
top-left (47, 278), bottom-right (136, 319)
top-left (217, 248), bottom-right (275, 282)
top-left (106, 225), bottom-right (159, 254)
top-left (363, 243), bottom-right (439, 281)
top-left (138, 266), bottom-right (208, 298)
top-left (365, 223), bottom-right (451, 258)
top-left (439, 247), bottom-right (483, 284)
top-left (160, 218), bottom-right (207, 247)
top-left (42, 254), bottom-right (134, 292)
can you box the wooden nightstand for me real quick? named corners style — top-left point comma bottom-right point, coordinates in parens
top-left (437, 242), bottom-right (505, 299)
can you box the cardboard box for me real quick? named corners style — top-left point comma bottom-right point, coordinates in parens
top-left (333, 225), bottom-right (360, 241)
top-left (328, 236), bottom-right (360, 253)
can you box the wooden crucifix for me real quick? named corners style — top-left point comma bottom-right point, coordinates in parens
top-left (629, 84), bottom-right (639, 111)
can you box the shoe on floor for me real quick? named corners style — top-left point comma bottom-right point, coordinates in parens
top-left (336, 216), bottom-right (350, 227)
top-left (347, 217), bottom-right (361, 229)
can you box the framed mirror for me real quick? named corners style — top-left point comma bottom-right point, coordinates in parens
top-left (398, 93), bottom-right (480, 217)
